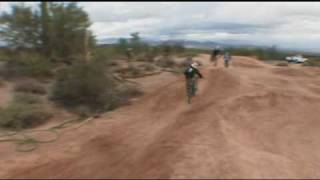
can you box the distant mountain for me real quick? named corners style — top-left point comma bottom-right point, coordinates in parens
top-left (0, 41), bottom-right (6, 47)
top-left (97, 37), bottom-right (269, 50)
top-left (97, 38), bottom-right (119, 44)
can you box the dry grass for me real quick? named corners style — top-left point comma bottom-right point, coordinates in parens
top-left (14, 80), bottom-right (47, 95)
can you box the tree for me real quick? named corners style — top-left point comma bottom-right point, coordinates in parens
top-left (117, 38), bottom-right (129, 54)
top-left (48, 2), bottom-right (95, 63)
top-left (0, 3), bottom-right (40, 50)
top-left (0, 2), bottom-right (96, 63)
top-left (130, 32), bottom-right (141, 54)
top-left (160, 43), bottom-right (172, 57)
top-left (40, 2), bottom-right (51, 56)
top-left (172, 43), bottom-right (185, 54)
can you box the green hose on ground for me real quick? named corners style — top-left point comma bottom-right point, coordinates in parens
top-left (0, 115), bottom-right (95, 152)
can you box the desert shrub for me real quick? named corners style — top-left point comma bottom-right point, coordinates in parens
top-left (135, 52), bottom-right (155, 63)
top-left (156, 56), bottom-right (176, 68)
top-left (91, 45), bottom-right (120, 63)
top-left (108, 61), bottom-right (118, 66)
top-left (23, 55), bottom-right (53, 77)
top-left (135, 54), bottom-right (148, 62)
top-left (141, 64), bottom-right (156, 71)
top-left (126, 64), bottom-right (143, 76)
top-left (72, 105), bottom-right (94, 118)
top-left (0, 49), bottom-right (10, 62)
top-left (0, 81), bottom-right (50, 129)
top-left (178, 51), bottom-right (198, 58)
top-left (156, 43), bottom-right (185, 56)
top-left (223, 47), bottom-right (289, 61)
top-left (115, 64), bottom-right (143, 77)
top-left (179, 56), bottom-right (193, 68)
top-left (118, 84), bottom-right (143, 98)
top-left (183, 48), bottom-right (210, 55)
top-left (51, 61), bottom-right (119, 111)
top-left (195, 60), bottom-right (203, 66)
top-left (112, 84), bottom-right (143, 106)
top-left (14, 80), bottom-right (47, 95)
top-left (145, 51), bottom-right (157, 63)
top-left (276, 62), bottom-right (289, 66)
top-left (0, 103), bottom-right (52, 129)
top-left (1, 52), bottom-right (53, 79)
top-left (303, 59), bottom-right (320, 67)
top-left (0, 78), bottom-right (3, 87)
top-left (13, 93), bottom-right (42, 104)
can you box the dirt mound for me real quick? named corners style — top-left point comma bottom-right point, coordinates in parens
top-left (272, 68), bottom-right (312, 77)
top-left (226, 91), bottom-right (289, 112)
top-left (2, 55), bottom-right (320, 179)
top-left (232, 56), bottom-right (267, 68)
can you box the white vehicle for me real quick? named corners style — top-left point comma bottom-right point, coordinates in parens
top-left (285, 54), bottom-right (308, 63)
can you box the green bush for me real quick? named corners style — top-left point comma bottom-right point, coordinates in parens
top-left (14, 80), bottom-right (47, 95)
top-left (51, 61), bottom-right (118, 110)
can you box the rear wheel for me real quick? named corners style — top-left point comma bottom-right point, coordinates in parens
top-left (187, 79), bottom-right (197, 104)
top-left (186, 79), bottom-right (197, 104)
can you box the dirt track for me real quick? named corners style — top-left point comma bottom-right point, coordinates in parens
top-left (1, 55), bottom-right (320, 179)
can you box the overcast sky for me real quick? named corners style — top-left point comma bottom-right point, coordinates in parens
top-left (1, 2), bottom-right (320, 51)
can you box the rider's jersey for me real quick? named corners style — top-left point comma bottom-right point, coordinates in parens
top-left (224, 54), bottom-right (231, 61)
top-left (213, 49), bottom-right (220, 56)
top-left (184, 67), bottom-right (203, 79)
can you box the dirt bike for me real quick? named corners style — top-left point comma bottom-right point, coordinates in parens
top-left (224, 60), bottom-right (229, 68)
top-left (211, 55), bottom-right (218, 66)
top-left (186, 77), bottom-right (198, 104)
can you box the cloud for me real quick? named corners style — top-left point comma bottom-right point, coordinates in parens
top-left (0, 2), bottom-right (39, 12)
top-left (2, 2), bottom-right (320, 50)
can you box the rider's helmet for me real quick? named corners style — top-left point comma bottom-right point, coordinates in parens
top-left (191, 62), bottom-right (199, 69)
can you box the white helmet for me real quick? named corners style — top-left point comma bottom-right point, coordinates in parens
top-left (191, 62), bottom-right (199, 69)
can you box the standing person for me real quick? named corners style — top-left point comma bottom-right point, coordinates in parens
top-left (224, 52), bottom-right (232, 68)
top-left (184, 62), bottom-right (203, 104)
top-left (210, 45), bottom-right (221, 66)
